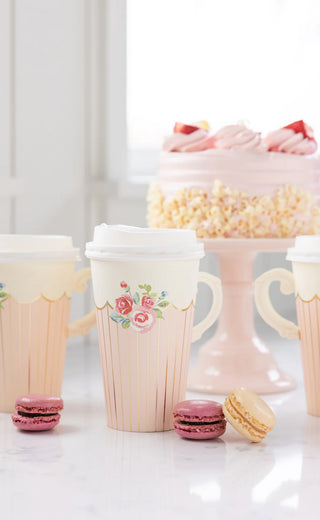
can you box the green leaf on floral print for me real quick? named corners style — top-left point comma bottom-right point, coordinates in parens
top-left (124, 286), bottom-right (130, 293)
top-left (133, 292), bottom-right (140, 304)
top-left (110, 312), bottom-right (124, 323)
top-left (146, 285), bottom-right (151, 293)
top-left (121, 319), bottom-right (131, 329)
top-left (0, 292), bottom-right (7, 298)
top-left (150, 293), bottom-right (157, 297)
top-left (154, 308), bottom-right (164, 319)
top-left (138, 284), bottom-right (144, 289)
top-left (157, 300), bottom-right (170, 308)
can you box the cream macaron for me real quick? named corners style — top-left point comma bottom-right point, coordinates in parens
top-left (223, 387), bottom-right (276, 442)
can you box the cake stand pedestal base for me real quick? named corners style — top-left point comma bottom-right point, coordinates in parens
top-left (188, 238), bottom-right (296, 395)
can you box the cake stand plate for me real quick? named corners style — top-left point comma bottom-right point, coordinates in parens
top-left (188, 238), bottom-right (296, 394)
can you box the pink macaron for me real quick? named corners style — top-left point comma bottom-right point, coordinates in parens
top-left (12, 394), bottom-right (63, 431)
top-left (173, 399), bottom-right (226, 440)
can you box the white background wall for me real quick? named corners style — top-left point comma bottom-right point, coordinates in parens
top-left (0, 0), bottom-right (296, 348)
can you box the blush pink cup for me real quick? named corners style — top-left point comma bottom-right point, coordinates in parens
top-left (85, 224), bottom-right (223, 432)
top-left (255, 236), bottom-right (320, 416)
top-left (0, 235), bottom-right (95, 412)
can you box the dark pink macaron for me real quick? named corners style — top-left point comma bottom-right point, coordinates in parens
top-left (12, 394), bottom-right (63, 431)
top-left (173, 399), bottom-right (226, 440)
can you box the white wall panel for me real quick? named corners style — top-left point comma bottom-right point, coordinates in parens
top-left (0, 0), bottom-right (13, 232)
top-left (14, 0), bottom-right (86, 249)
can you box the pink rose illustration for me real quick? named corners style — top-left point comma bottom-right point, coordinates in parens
top-left (115, 294), bottom-right (133, 315)
top-left (141, 295), bottom-right (155, 310)
top-left (130, 306), bottom-right (156, 333)
top-left (110, 282), bottom-right (169, 331)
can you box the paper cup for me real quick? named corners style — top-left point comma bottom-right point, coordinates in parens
top-left (255, 236), bottom-right (320, 416)
top-left (0, 235), bottom-right (94, 412)
top-left (86, 225), bottom-right (222, 431)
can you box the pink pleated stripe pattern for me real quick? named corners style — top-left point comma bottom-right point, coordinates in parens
top-left (296, 295), bottom-right (320, 416)
top-left (0, 295), bottom-right (71, 412)
top-left (96, 303), bottom-right (195, 432)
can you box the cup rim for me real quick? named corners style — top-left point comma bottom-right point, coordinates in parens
top-left (85, 241), bottom-right (204, 261)
top-left (287, 235), bottom-right (320, 263)
top-left (0, 251), bottom-right (80, 263)
top-left (0, 234), bottom-right (80, 262)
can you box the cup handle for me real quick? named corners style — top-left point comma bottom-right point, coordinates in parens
top-left (192, 272), bottom-right (223, 343)
top-left (254, 268), bottom-right (299, 339)
top-left (68, 268), bottom-right (96, 338)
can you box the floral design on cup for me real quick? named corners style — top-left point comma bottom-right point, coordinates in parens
top-left (110, 282), bottom-right (169, 333)
top-left (0, 283), bottom-right (8, 309)
top-left (115, 294), bottom-right (133, 315)
top-left (130, 306), bottom-right (156, 333)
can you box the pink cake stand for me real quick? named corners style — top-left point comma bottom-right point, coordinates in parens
top-left (188, 238), bottom-right (296, 394)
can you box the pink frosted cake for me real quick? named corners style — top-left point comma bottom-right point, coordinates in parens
top-left (147, 121), bottom-right (320, 238)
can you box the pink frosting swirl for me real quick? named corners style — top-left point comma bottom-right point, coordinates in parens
top-left (264, 128), bottom-right (317, 155)
top-left (214, 125), bottom-right (265, 152)
top-left (163, 128), bottom-right (215, 152)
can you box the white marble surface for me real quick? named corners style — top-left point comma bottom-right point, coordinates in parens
top-left (1, 333), bottom-right (320, 520)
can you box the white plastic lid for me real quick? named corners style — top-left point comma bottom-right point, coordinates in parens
top-left (0, 235), bottom-right (80, 263)
top-left (85, 224), bottom-right (204, 261)
top-left (286, 235), bottom-right (320, 263)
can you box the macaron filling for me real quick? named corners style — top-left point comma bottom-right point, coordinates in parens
top-left (17, 411), bottom-right (58, 418)
top-left (174, 415), bottom-right (226, 433)
top-left (179, 420), bottom-right (222, 425)
top-left (175, 421), bottom-right (226, 432)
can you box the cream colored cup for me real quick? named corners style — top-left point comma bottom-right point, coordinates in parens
top-left (0, 235), bottom-right (95, 412)
top-left (86, 225), bottom-right (223, 432)
top-left (255, 235), bottom-right (320, 416)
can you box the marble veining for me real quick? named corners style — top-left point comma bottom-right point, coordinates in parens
top-left (1, 335), bottom-right (320, 519)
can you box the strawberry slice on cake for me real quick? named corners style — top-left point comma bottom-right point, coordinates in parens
top-left (265, 120), bottom-right (317, 155)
